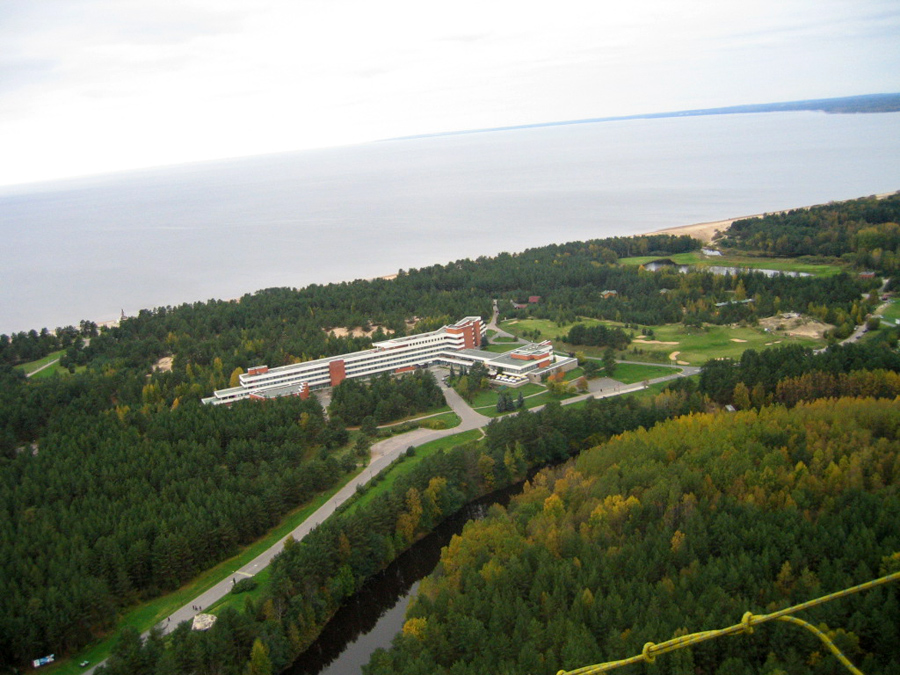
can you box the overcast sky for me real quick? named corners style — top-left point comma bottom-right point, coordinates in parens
top-left (1, 0), bottom-right (898, 187)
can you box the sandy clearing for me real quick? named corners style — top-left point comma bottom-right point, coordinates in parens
top-left (730, 338), bottom-right (748, 343)
top-left (633, 339), bottom-right (679, 345)
top-left (328, 325), bottom-right (393, 338)
top-left (152, 356), bottom-right (173, 372)
top-left (759, 314), bottom-right (831, 339)
top-left (669, 351), bottom-right (680, 361)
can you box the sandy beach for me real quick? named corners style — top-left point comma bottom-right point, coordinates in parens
top-left (644, 218), bottom-right (736, 244)
top-left (645, 191), bottom-right (897, 244)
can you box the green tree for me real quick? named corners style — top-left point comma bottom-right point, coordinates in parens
top-left (603, 348), bottom-right (617, 377)
top-left (361, 415), bottom-right (378, 437)
top-left (733, 382), bottom-right (751, 410)
top-left (246, 638), bottom-right (272, 675)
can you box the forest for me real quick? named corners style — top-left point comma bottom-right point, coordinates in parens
top-left (365, 397), bottom-right (900, 675)
top-left (0, 395), bottom-right (351, 665)
top-left (327, 370), bottom-right (446, 426)
top-left (93, 389), bottom-right (706, 675)
top-left (1, 194), bottom-right (898, 672)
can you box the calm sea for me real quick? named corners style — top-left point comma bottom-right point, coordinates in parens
top-left (1, 111), bottom-right (899, 334)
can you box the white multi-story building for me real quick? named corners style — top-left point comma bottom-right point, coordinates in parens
top-left (203, 316), bottom-right (576, 405)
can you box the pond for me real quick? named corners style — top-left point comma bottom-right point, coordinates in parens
top-left (643, 261), bottom-right (811, 277)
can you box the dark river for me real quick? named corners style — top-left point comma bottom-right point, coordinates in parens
top-left (283, 481), bottom-right (525, 675)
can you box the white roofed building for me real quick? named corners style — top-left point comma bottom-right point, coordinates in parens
top-left (203, 317), bottom-right (576, 405)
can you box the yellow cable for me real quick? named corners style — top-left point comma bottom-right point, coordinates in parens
top-left (557, 569), bottom-right (900, 675)
top-left (776, 615), bottom-right (863, 675)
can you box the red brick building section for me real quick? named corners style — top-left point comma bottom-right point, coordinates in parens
top-left (329, 359), bottom-right (346, 387)
top-left (446, 317), bottom-right (482, 348)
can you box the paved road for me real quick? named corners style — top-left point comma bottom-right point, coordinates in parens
top-left (85, 360), bottom-right (686, 673)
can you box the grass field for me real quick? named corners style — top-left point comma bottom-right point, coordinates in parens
top-left (617, 250), bottom-right (844, 277)
top-left (626, 323), bottom-right (823, 365)
top-left (500, 317), bottom-right (603, 342)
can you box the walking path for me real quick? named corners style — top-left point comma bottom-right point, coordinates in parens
top-left (25, 357), bottom-right (60, 378)
top-left (486, 299), bottom-right (524, 342)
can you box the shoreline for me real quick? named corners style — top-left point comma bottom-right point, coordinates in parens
top-left (641, 217), bottom-right (736, 244)
top-left (82, 192), bottom-right (897, 332)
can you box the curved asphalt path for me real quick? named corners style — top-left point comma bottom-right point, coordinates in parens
top-left (86, 359), bottom-right (686, 672)
top-left (153, 381), bottom-right (489, 636)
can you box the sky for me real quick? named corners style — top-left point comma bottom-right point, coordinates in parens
top-left (1, 0), bottom-right (898, 187)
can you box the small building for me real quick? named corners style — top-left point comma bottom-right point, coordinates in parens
top-left (528, 296), bottom-right (541, 304)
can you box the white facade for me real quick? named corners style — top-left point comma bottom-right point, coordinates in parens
top-left (204, 317), bottom-right (485, 405)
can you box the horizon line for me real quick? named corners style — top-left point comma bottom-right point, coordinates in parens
top-left (382, 92), bottom-right (900, 142)
top-left (3, 92), bottom-right (898, 193)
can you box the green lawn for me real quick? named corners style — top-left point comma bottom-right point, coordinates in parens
top-left (612, 362), bottom-right (681, 384)
top-left (418, 411), bottom-right (461, 428)
top-left (376, 405), bottom-right (456, 432)
top-left (618, 250), bottom-right (844, 277)
top-left (467, 382), bottom-right (545, 414)
top-left (16, 350), bottom-right (65, 376)
top-left (879, 299), bottom-right (900, 323)
top-left (483, 343), bottom-right (518, 353)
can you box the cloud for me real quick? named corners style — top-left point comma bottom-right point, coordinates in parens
top-left (0, 0), bottom-right (898, 186)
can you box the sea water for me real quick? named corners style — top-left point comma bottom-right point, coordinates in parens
top-left (1, 111), bottom-right (899, 334)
